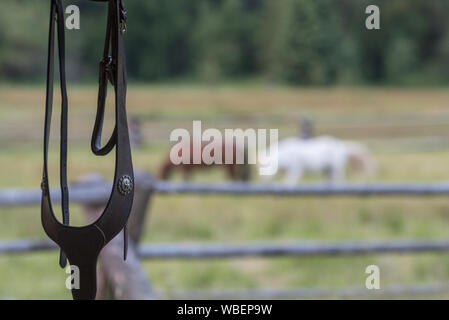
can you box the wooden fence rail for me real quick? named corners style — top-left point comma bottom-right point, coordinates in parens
top-left (4, 239), bottom-right (449, 257)
top-left (4, 179), bottom-right (449, 207)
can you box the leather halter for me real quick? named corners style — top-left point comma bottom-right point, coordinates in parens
top-left (41, 0), bottom-right (134, 300)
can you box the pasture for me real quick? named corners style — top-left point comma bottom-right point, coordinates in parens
top-left (1, 86), bottom-right (449, 299)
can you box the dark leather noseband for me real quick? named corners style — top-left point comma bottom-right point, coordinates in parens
top-left (41, 0), bottom-right (133, 300)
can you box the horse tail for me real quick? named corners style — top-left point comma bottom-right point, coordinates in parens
top-left (345, 142), bottom-right (377, 176)
top-left (159, 158), bottom-right (174, 180)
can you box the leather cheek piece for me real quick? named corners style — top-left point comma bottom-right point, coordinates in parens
top-left (58, 227), bottom-right (105, 301)
top-left (41, 179), bottom-right (134, 300)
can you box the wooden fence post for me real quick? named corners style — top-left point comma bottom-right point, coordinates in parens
top-left (78, 170), bottom-right (157, 300)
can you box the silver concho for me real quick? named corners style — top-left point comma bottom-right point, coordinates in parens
top-left (118, 175), bottom-right (133, 195)
top-left (41, 177), bottom-right (48, 196)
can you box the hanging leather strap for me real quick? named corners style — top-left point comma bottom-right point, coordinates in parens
top-left (90, 0), bottom-right (129, 259)
top-left (42, 0), bottom-right (133, 300)
top-left (42, 0), bottom-right (70, 269)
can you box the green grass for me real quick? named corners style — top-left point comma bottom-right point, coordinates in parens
top-left (2, 86), bottom-right (449, 299)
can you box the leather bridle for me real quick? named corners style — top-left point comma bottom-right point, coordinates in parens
top-left (41, 0), bottom-right (134, 300)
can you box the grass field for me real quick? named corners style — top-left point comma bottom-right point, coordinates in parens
top-left (1, 85), bottom-right (449, 299)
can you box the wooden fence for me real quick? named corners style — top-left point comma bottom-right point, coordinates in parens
top-left (2, 170), bottom-right (449, 299)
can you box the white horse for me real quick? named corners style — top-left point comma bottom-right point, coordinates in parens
top-left (259, 136), bottom-right (376, 185)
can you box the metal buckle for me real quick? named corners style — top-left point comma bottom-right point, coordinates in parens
top-left (120, 20), bottom-right (127, 34)
top-left (41, 177), bottom-right (48, 196)
top-left (120, 2), bottom-right (127, 34)
top-left (101, 56), bottom-right (115, 83)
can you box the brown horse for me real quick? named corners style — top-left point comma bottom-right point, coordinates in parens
top-left (159, 139), bottom-right (251, 181)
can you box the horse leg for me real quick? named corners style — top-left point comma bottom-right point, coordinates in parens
top-left (323, 167), bottom-right (332, 181)
top-left (329, 165), bottom-right (345, 183)
top-left (284, 166), bottom-right (303, 186)
top-left (260, 167), bottom-right (275, 183)
top-left (227, 165), bottom-right (237, 181)
top-left (183, 167), bottom-right (193, 181)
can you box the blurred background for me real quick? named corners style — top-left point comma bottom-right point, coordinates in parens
top-left (2, 0), bottom-right (449, 299)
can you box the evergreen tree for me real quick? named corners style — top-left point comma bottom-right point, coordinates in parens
top-left (264, 0), bottom-right (343, 85)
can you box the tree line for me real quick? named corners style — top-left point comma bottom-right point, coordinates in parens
top-left (2, 0), bottom-right (449, 85)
